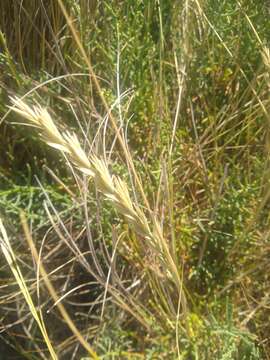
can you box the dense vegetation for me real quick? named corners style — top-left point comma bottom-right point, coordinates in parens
top-left (0, 1), bottom-right (270, 359)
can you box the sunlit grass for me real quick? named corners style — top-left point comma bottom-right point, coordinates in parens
top-left (0, 0), bottom-right (269, 359)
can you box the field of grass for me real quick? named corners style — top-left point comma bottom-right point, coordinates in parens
top-left (0, 1), bottom-right (270, 359)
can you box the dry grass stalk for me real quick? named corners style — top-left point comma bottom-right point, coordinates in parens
top-left (9, 96), bottom-right (187, 314)
top-left (19, 212), bottom-right (99, 360)
top-left (0, 218), bottom-right (58, 360)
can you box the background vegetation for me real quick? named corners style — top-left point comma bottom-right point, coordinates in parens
top-left (0, 0), bottom-right (270, 359)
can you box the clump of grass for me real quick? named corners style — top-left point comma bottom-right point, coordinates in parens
top-left (1, 0), bottom-right (270, 358)
top-left (9, 96), bottom-right (187, 325)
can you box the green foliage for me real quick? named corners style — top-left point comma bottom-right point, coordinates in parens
top-left (210, 301), bottom-right (260, 360)
top-left (190, 178), bottom-right (259, 294)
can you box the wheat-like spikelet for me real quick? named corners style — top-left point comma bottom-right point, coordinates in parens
top-left (9, 97), bottom-right (152, 243)
top-left (9, 97), bottom-right (187, 312)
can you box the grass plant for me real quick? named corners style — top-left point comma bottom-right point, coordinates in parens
top-left (1, 0), bottom-right (270, 358)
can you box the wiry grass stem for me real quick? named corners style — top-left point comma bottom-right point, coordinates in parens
top-left (0, 218), bottom-right (58, 360)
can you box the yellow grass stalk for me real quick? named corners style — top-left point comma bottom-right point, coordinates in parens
top-left (0, 218), bottom-right (58, 360)
top-left (19, 212), bottom-right (99, 360)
